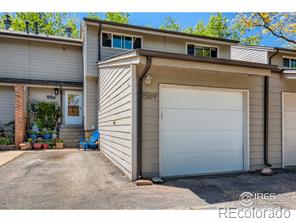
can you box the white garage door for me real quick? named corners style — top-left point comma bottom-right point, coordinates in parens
top-left (160, 85), bottom-right (245, 177)
top-left (283, 93), bottom-right (296, 167)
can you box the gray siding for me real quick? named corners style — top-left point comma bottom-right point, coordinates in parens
top-left (85, 25), bottom-right (99, 77)
top-left (231, 46), bottom-right (268, 64)
top-left (84, 78), bottom-right (98, 130)
top-left (140, 66), bottom-right (266, 177)
top-left (98, 65), bottom-right (136, 180)
top-left (0, 86), bottom-right (14, 125)
top-left (0, 38), bottom-right (83, 82)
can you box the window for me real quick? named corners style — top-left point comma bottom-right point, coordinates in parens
top-left (187, 44), bottom-right (218, 58)
top-left (113, 34), bottom-right (122, 48)
top-left (102, 33), bottom-right (111, 47)
top-left (133, 37), bottom-right (142, 49)
top-left (283, 57), bottom-right (296, 68)
top-left (102, 32), bottom-right (142, 50)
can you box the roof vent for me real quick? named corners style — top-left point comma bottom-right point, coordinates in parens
top-left (25, 20), bottom-right (30, 34)
top-left (34, 22), bottom-right (39, 35)
top-left (65, 27), bottom-right (72, 38)
top-left (4, 14), bottom-right (11, 30)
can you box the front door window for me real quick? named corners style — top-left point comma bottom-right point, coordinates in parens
top-left (65, 90), bottom-right (82, 125)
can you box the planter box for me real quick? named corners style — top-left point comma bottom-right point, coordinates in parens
top-left (0, 144), bottom-right (15, 151)
top-left (56, 143), bottom-right (64, 149)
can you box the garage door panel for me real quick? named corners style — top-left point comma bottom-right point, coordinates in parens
top-left (283, 93), bottom-right (296, 167)
top-left (161, 87), bottom-right (243, 110)
top-left (162, 131), bottom-right (243, 153)
top-left (284, 112), bottom-right (296, 129)
top-left (161, 150), bottom-right (243, 176)
top-left (162, 109), bottom-right (243, 131)
top-left (283, 95), bottom-right (296, 112)
top-left (160, 85), bottom-right (245, 177)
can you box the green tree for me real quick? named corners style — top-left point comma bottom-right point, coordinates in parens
top-left (237, 13), bottom-right (296, 47)
top-left (0, 13), bottom-right (79, 38)
top-left (160, 16), bottom-right (181, 32)
top-left (160, 13), bottom-right (262, 45)
top-left (87, 13), bottom-right (100, 20)
top-left (105, 12), bottom-right (129, 24)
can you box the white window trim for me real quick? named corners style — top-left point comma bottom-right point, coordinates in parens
top-left (186, 42), bottom-right (220, 58)
top-left (101, 31), bottom-right (143, 50)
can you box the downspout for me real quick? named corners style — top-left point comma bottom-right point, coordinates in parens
top-left (98, 23), bottom-right (102, 61)
top-left (137, 56), bottom-right (152, 179)
top-left (264, 48), bottom-right (279, 167)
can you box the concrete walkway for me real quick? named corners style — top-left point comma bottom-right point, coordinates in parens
top-left (0, 151), bottom-right (24, 167)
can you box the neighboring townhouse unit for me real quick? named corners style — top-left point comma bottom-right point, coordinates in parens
top-left (2, 16), bottom-right (296, 181)
top-left (232, 45), bottom-right (296, 172)
top-left (0, 21), bottom-right (84, 147)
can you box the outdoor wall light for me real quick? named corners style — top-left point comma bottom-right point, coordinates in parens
top-left (144, 74), bottom-right (153, 86)
top-left (53, 88), bottom-right (59, 95)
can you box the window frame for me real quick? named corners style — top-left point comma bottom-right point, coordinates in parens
top-left (283, 56), bottom-right (296, 69)
top-left (101, 31), bottom-right (143, 50)
top-left (186, 42), bottom-right (220, 58)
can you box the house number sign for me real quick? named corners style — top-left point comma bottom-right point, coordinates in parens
top-left (143, 92), bottom-right (158, 100)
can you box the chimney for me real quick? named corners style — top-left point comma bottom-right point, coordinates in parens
top-left (4, 14), bottom-right (11, 30)
top-left (34, 22), bottom-right (38, 35)
top-left (65, 27), bottom-right (72, 38)
top-left (25, 21), bottom-right (29, 34)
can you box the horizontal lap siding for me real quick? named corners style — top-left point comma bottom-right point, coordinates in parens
top-left (98, 65), bottom-right (135, 179)
top-left (231, 46), bottom-right (268, 64)
top-left (0, 86), bottom-right (14, 124)
top-left (0, 39), bottom-right (83, 82)
top-left (140, 66), bottom-right (265, 177)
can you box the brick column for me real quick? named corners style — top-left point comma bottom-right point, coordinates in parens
top-left (15, 84), bottom-right (26, 148)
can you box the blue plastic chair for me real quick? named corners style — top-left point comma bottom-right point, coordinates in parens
top-left (79, 130), bottom-right (100, 151)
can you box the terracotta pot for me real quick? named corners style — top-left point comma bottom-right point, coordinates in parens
top-left (33, 143), bottom-right (42, 150)
top-left (43, 144), bottom-right (49, 149)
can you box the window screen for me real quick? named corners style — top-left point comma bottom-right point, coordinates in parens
top-left (187, 44), bottom-right (194, 55)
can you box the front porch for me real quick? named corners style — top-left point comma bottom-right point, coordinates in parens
top-left (0, 82), bottom-right (85, 149)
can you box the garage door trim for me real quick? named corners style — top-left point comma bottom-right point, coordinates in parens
top-left (159, 84), bottom-right (250, 177)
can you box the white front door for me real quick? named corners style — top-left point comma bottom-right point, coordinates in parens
top-left (160, 85), bottom-right (246, 177)
top-left (64, 90), bottom-right (83, 125)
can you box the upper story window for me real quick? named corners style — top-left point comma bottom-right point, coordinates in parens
top-left (283, 57), bottom-right (296, 69)
top-left (102, 32), bottom-right (142, 50)
top-left (187, 43), bottom-right (218, 58)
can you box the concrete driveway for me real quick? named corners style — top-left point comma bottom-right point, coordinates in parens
top-left (1, 150), bottom-right (296, 209)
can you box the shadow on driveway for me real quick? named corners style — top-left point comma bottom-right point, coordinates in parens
top-left (163, 168), bottom-right (296, 206)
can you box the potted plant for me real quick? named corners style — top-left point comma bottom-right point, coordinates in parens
top-left (42, 142), bottom-right (49, 149)
top-left (33, 142), bottom-right (42, 150)
top-left (55, 138), bottom-right (64, 149)
top-left (27, 130), bottom-right (37, 140)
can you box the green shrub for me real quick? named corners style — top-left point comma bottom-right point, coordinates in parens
top-left (30, 101), bottom-right (61, 130)
top-left (0, 137), bottom-right (11, 145)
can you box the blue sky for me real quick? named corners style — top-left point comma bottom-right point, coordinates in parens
top-left (76, 12), bottom-right (283, 47)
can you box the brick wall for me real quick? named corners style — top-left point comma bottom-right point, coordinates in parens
top-left (14, 84), bottom-right (26, 148)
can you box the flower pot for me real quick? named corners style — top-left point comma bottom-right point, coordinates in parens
top-left (56, 142), bottom-right (63, 149)
top-left (33, 143), bottom-right (42, 150)
top-left (43, 144), bottom-right (49, 149)
top-left (43, 133), bottom-right (51, 140)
